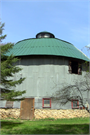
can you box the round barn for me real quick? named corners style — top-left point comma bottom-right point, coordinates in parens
top-left (1, 31), bottom-right (90, 119)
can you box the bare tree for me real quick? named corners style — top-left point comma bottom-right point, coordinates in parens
top-left (51, 72), bottom-right (90, 113)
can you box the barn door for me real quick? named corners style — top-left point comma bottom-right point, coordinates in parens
top-left (20, 98), bottom-right (34, 120)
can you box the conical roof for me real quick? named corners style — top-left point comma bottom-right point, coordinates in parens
top-left (6, 32), bottom-right (90, 61)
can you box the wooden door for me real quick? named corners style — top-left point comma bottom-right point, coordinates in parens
top-left (20, 98), bottom-right (34, 120)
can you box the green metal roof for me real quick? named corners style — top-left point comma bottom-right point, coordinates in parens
top-left (6, 37), bottom-right (90, 61)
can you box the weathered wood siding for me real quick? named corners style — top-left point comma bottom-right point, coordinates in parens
top-left (1, 56), bottom-right (90, 109)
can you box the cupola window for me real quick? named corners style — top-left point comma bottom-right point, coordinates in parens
top-left (37, 33), bottom-right (50, 38)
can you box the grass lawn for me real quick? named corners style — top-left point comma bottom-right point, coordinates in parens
top-left (1, 117), bottom-right (90, 134)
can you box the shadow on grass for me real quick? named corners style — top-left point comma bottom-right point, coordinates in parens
top-left (27, 124), bottom-right (89, 134)
top-left (1, 121), bottom-right (23, 129)
top-left (1, 123), bottom-right (89, 134)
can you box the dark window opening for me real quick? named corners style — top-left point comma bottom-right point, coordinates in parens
top-left (42, 98), bottom-right (51, 108)
top-left (69, 61), bottom-right (82, 75)
top-left (72, 61), bottom-right (78, 74)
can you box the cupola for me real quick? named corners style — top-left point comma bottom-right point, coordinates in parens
top-left (36, 31), bottom-right (55, 38)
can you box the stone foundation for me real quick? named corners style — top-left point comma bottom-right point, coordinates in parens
top-left (0, 109), bottom-right (90, 119)
top-left (0, 109), bottom-right (20, 119)
top-left (34, 109), bottom-right (90, 119)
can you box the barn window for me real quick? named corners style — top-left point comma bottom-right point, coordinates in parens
top-left (71, 100), bottom-right (79, 109)
top-left (68, 61), bottom-right (82, 75)
top-left (6, 101), bottom-right (13, 108)
top-left (42, 98), bottom-right (51, 108)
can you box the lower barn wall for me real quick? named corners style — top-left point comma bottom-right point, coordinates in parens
top-left (0, 101), bottom-right (21, 108)
top-left (0, 98), bottom-right (72, 109)
top-left (0, 109), bottom-right (90, 119)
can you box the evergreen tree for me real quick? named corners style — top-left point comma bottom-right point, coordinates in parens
top-left (0, 22), bottom-right (26, 101)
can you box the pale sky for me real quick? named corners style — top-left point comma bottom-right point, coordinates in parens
top-left (0, 0), bottom-right (90, 57)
